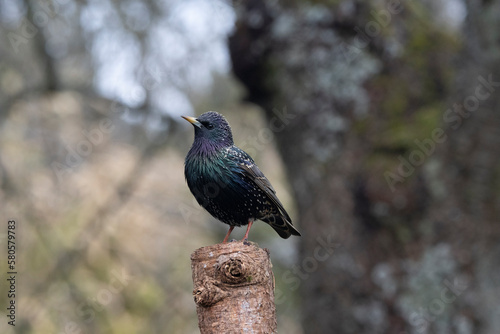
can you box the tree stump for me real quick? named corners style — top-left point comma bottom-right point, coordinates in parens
top-left (191, 241), bottom-right (277, 333)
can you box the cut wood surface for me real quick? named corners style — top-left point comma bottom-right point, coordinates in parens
top-left (191, 241), bottom-right (277, 333)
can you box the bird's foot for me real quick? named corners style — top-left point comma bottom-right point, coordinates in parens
top-left (222, 226), bottom-right (235, 243)
top-left (242, 238), bottom-right (251, 246)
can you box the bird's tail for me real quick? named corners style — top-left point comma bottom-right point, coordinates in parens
top-left (262, 215), bottom-right (301, 239)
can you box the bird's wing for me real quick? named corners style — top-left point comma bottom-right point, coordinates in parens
top-left (240, 164), bottom-right (291, 220)
top-left (228, 147), bottom-right (292, 222)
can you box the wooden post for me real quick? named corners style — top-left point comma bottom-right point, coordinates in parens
top-left (191, 241), bottom-right (277, 333)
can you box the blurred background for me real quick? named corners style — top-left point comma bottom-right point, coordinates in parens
top-left (0, 0), bottom-right (499, 333)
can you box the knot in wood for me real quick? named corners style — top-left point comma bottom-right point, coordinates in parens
top-left (191, 242), bottom-right (277, 333)
top-left (216, 253), bottom-right (253, 285)
top-left (193, 278), bottom-right (229, 307)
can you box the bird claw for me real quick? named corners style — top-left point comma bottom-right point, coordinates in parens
top-left (243, 239), bottom-right (250, 246)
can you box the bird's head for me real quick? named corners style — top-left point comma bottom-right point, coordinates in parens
top-left (182, 111), bottom-right (234, 149)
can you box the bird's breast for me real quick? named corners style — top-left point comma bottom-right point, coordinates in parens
top-left (185, 153), bottom-right (236, 196)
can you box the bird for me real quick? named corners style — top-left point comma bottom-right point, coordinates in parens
top-left (182, 111), bottom-right (301, 243)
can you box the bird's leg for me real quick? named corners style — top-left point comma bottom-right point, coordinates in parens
top-left (222, 226), bottom-right (235, 243)
top-left (242, 220), bottom-right (253, 241)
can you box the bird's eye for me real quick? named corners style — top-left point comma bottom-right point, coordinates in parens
top-left (206, 123), bottom-right (214, 130)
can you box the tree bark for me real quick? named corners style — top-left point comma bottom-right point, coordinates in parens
top-left (191, 241), bottom-right (277, 334)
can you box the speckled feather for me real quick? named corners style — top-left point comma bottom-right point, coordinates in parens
top-left (184, 111), bottom-right (300, 239)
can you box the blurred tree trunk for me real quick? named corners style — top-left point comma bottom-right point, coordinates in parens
top-left (229, 0), bottom-right (500, 333)
top-left (439, 1), bottom-right (500, 333)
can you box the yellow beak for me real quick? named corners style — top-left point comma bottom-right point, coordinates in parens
top-left (181, 115), bottom-right (202, 128)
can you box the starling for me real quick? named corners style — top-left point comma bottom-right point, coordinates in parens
top-left (182, 111), bottom-right (301, 242)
